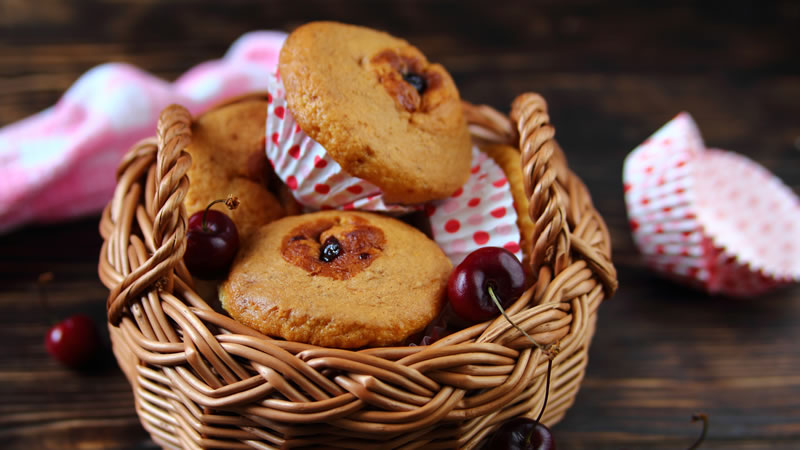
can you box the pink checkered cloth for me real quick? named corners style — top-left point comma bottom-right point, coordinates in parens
top-left (0, 31), bottom-right (287, 233)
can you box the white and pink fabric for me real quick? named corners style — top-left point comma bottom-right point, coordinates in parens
top-left (624, 112), bottom-right (800, 297)
top-left (0, 31), bottom-right (287, 233)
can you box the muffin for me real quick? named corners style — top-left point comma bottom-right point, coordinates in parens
top-left (276, 21), bottom-right (473, 205)
top-left (219, 210), bottom-right (452, 348)
top-left (184, 99), bottom-right (285, 237)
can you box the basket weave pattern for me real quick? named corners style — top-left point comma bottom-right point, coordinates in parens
top-left (99, 93), bottom-right (617, 449)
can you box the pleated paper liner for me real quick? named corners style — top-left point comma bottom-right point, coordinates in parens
top-left (624, 112), bottom-right (800, 296)
top-left (692, 149), bottom-right (800, 294)
top-left (427, 147), bottom-right (523, 266)
top-left (264, 73), bottom-right (415, 213)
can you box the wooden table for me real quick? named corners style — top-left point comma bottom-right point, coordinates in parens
top-left (2, 1), bottom-right (799, 448)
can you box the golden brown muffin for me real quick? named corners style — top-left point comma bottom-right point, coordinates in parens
top-left (184, 99), bottom-right (285, 238)
top-left (482, 144), bottom-right (535, 265)
top-left (278, 21), bottom-right (472, 205)
top-left (219, 210), bottom-right (452, 348)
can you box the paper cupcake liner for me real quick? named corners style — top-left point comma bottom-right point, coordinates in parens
top-left (429, 147), bottom-right (523, 266)
top-left (624, 112), bottom-right (800, 297)
top-left (692, 148), bottom-right (800, 290)
top-left (264, 74), bottom-right (416, 213)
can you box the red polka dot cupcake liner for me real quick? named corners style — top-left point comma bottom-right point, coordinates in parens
top-left (428, 147), bottom-right (522, 265)
top-left (624, 112), bottom-right (800, 297)
top-left (264, 73), bottom-right (417, 213)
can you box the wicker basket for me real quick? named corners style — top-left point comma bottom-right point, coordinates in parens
top-left (98, 92), bottom-right (617, 449)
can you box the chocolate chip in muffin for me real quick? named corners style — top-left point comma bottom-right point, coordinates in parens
top-left (402, 72), bottom-right (427, 95)
top-left (320, 236), bottom-right (342, 262)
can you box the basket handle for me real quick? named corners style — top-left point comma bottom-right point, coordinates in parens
top-left (510, 94), bottom-right (571, 278)
top-left (465, 94), bottom-right (617, 294)
top-left (106, 105), bottom-right (193, 324)
top-left (464, 95), bottom-right (571, 277)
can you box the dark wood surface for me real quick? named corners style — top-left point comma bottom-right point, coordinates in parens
top-left (1, 1), bottom-right (799, 448)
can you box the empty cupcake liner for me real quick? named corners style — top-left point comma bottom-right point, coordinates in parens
top-left (429, 147), bottom-right (523, 266)
top-left (264, 73), bottom-right (417, 213)
top-left (624, 112), bottom-right (800, 297)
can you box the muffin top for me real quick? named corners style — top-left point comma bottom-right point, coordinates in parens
top-left (219, 210), bottom-right (452, 348)
top-left (184, 99), bottom-right (284, 238)
top-left (278, 21), bottom-right (472, 205)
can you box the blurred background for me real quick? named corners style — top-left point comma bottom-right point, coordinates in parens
top-left (1, 1), bottom-right (799, 448)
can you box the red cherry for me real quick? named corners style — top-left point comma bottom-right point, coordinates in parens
top-left (447, 247), bottom-right (525, 323)
top-left (184, 197), bottom-right (240, 279)
top-left (45, 314), bottom-right (100, 368)
top-left (486, 418), bottom-right (556, 450)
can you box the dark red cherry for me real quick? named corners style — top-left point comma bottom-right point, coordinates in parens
top-left (45, 314), bottom-right (101, 368)
top-left (37, 273), bottom-right (101, 369)
top-left (448, 247), bottom-right (526, 323)
top-left (486, 418), bottom-right (556, 450)
top-left (185, 197), bottom-right (240, 279)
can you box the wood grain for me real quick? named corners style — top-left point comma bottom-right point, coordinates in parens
top-left (1, 0), bottom-right (799, 448)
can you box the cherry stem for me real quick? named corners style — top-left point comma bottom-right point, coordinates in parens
top-left (486, 285), bottom-right (544, 352)
top-left (536, 359), bottom-right (552, 424)
top-left (37, 272), bottom-right (55, 326)
top-left (487, 285), bottom-right (553, 434)
top-left (688, 413), bottom-right (708, 450)
top-left (201, 195), bottom-right (239, 231)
